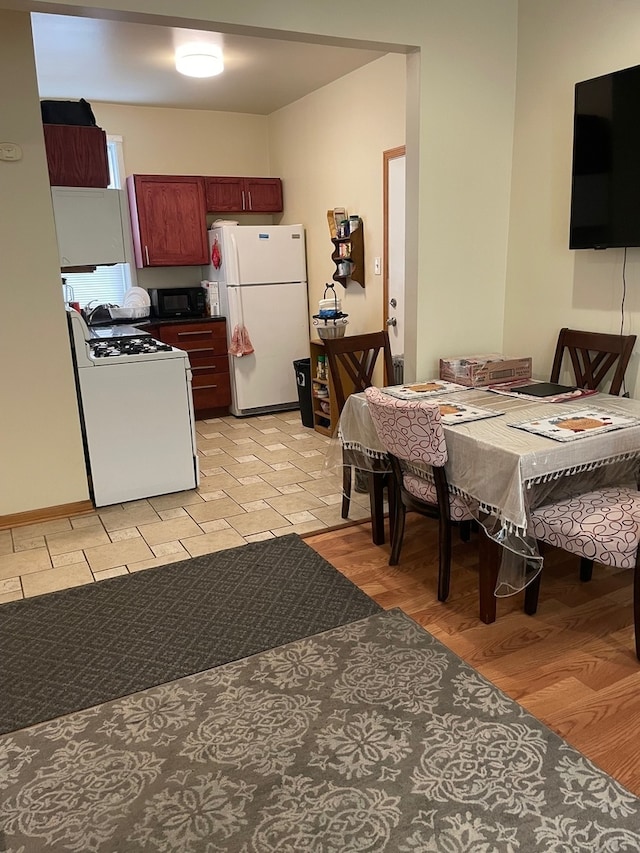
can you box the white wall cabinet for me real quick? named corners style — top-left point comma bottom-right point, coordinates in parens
top-left (51, 187), bottom-right (127, 267)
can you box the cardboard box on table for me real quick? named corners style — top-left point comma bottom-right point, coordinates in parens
top-left (439, 354), bottom-right (532, 387)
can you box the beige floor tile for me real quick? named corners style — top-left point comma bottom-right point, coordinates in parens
top-left (151, 541), bottom-right (190, 559)
top-left (196, 437), bottom-right (241, 453)
top-left (181, 528), bottom-right (246, 557)
top-left (92, 566), bottom-right (129, 581)
top-left (197, 472), bottom-right (242, 492)
top-left (266, 492), bottom-right (325, 515)
top-left (261, 468), bottom-right (313, 487)
top-left (222, 459), bottom-right (273, 478)
top-left (109, 527), bottom-right (142, 542)
top-left (251, 447), bottom-right (301, 465)
top-left (291, 455), bottom-right (331, 473)
top-left (224, 482), bottom-right (281, 504)
top-left (319, 493), bottom-right (344, 506)
top-left (12, 518), bottom-right (72, 541)
top-left (22, 563), bottom-right (93, 598)
top-left (284, 510), bottom-right (318, 524)
top-left (272, 519), bottom-right (328, 536)
top-left (227, 508), bottom-right (290, 537)
top-left (199, 452), bottom-right (238, 472)
top-left (52, 550), bottom-right (86, 568)
top-left (302, 476), bottom-right (344, 496)
top-left (85, 537), bottom-right (155, 572)
top-left (70, 513), bottom-right (103, 529)
top-left (276, 484), bottom-right (304, 494)
top-left (0, 588), bottom-right (24, 603)
top-left (98, 502), bottom-right (160, 532)
top-left (236, 475), bottom-right (264, 485)
top-left (198, 519), bottom-right (232, 534)
top-left (0, 577), bottom-right (21, 595)
top-left (187, 498), bottom-right (246, 524)
top-left (158, 507), bottom-right (189, 520)
top-left (241, 500), bottom-right (271, 512)
top-left (0, 548), bottom-right (51, 581)
top-left (127, 553), bottom-right (189, 572)
top-left (310, 502), bottom-right (371, 527)
top-left (13, 535), bottom-right (46, 552)
top-left (0, 530), bottom-right (13, 556)
top-left (138, 517), bottom-right (203, 547)
top-left (45, 527), bottom-right (111, 557)
top-left (147, 491), bottom-right (204, 511)
top-left (245, 531), bottom-right (276, 542)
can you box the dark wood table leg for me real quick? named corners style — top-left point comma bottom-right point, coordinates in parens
top-left (367, 472), bottom-right (386, 546)
top-left (478, 527), bottom-right (500, 624)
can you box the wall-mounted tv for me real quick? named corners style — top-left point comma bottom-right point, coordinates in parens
top-left (570, 63), bottom-right (640, 249)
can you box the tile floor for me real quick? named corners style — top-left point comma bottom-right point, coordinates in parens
top-left (0, 411), bottom-right (371, 604)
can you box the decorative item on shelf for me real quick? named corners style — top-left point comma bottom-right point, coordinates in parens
top-left (313, 283), bottom-right (349, 338)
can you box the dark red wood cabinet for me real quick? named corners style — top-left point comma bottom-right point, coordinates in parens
top-left (205, 176), bottom-right (283, 213)
top-left (126, 175), bottom-right (209, 268)
top-left (43, 124), bottom-right (110, 188)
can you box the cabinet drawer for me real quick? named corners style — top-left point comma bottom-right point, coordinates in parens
top-left (189, 355), bottom-right (230, 383)
top-left (161, 323), bottom-right (227, 354)
top-left (192, 381), bottom-right (231, 411)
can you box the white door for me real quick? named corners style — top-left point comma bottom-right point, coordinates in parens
top-left (384, 148), bottom-right (406, 361)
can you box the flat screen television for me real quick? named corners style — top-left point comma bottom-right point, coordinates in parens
top-left (570, 63), bottom-right (640, 249)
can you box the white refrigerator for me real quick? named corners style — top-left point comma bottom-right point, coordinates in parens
top-left (206, 224), bottom-right (310, 417)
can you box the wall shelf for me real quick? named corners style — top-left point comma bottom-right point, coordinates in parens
top-left (331, 223), bottom-right (364, 288)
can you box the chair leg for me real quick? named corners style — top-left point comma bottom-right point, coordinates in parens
top-left (386, 474), bottom-right (396, 544)
top-left (579, 558), bottom-right (593, 582)
top-left (367, 472), bottom-right (386, 546)
top-left (341, 463), bottom-right (352, 519)
top-left (438, 512), bottom-right (452, 602)
top-left (389, 502), bottom-right (406, 566)
top-left (524, 571), bottom-right (542, 615)
top-left (459, 520), bottom-right (472, 543)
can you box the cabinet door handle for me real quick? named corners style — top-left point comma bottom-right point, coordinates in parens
top-left (247, 191), bottom-right (252, 210)
top-left (177, 330), bottom-right (213, 337)
top-left (241, 190), bottom-right (246, 210)
top-left (144, 245), bottom-right (150, 265)
top-left (197, 384), bottom-right (219, 390)
top-left (193, 364), bottom-right (217, 371)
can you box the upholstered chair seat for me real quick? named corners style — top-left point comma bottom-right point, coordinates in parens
top-left (403, 473), bottom-right (475, 522)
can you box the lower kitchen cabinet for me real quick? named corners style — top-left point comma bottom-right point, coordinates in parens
top-left (155, 319), bottom-right (231, 419)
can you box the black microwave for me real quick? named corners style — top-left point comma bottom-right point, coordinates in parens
top-left (148, 287), bottom-right (207, 319)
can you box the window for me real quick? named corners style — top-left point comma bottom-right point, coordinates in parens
top-left (62, 135), bottom-right (134, 309)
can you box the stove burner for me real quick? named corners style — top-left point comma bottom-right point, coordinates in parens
top-left (90, 337), bottom-right (174, 358)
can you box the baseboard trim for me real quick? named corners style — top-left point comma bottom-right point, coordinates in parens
top-left (0, 500), bottom-right (95, 531)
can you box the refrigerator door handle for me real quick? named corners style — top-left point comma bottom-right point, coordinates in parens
top-left (241, 190), bottom-right (246, 211)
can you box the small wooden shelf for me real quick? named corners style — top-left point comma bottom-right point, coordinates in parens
top-left (331, 223), bottom-right (364, 288)
top-left (309, 339), bottom-right (338, 435)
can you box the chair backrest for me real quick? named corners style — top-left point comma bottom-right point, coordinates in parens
top-left (550, 327), bottom-right (636, 396)
top-left (364, 386), bottom-right (448, 468)
top-left (323, 331), bottom-right (395, 413)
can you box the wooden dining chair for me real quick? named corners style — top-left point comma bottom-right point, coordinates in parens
top-left (525, 487), bottom-right (640, 659)
top-left (550, 328), bottom-right (636, 396)
top-left (323, 331), bottom-right (395, 545)
top-left (364, 386), bottom-right (476, 601)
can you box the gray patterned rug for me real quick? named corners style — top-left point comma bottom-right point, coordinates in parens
top-left (2, 608), bottom-right (639, 852)
top-left (0, 534), bottom-right (381, 735)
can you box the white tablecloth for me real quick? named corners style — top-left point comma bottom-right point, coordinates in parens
top-left (333, 387), bottom-right (640, 593)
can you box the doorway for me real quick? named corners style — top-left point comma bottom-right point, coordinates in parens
top-left (383, 146), bottom-right (406, 371)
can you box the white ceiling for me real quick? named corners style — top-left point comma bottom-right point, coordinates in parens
top-left (31, 13), bottom-right (387, 115)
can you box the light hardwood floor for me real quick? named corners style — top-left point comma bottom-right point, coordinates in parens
top-left (304, 514), bottom-right (640, 798)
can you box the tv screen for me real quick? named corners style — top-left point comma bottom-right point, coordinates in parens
top-left (570, 63), bottom-right (640, 249)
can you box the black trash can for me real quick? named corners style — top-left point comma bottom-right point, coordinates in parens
top-left (293, 358), bottom-right (315, 428)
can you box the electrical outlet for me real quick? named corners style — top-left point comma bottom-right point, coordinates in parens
top-left (374, 257), bottom-right (381, 275)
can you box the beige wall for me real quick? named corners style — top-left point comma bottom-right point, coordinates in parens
top-left (505, 0), bottom-right (640, 394)
top-left (268, 53), bottom-right (406, 336)
top-left (0, 10), bottom-right (89, 516)
top-left (2, 0), bottom-right (517, 518)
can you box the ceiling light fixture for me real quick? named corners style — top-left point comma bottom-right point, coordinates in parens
top-left (175, 43), bottom-right (224, 78)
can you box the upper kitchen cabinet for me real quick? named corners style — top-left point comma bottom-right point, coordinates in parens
top-left (205, 176), bottom-right (283, 213)
top-left (52, 187), bottom-right (126, 268)
top-left (43, 124), bottom-right (110, 188)
top-left (126, 175), bottom-right (209, 267)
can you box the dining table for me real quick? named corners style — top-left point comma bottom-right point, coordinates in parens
top-left (330, 382), bottom-right (640, 623)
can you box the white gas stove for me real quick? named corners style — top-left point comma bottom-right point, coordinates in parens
top-left (66, 307), bottom-right (199, 506)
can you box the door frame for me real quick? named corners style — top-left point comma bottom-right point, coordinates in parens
top-left (382, 145), bottom-right (406, 329)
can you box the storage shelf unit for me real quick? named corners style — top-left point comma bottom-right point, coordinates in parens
top-left (331, 223), bottom-right (364, 288)
top-left (309, 339), bottom-right (335, 435)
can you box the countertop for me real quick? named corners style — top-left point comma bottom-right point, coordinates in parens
top-left (88, 315), bottom-right (226, 331)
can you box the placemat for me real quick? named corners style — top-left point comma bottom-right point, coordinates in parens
top-left (434, 400), bottom-right (503, 425)
top-left (383, 380), bottom-right (468, 399)
top-left (509, 407), bottom-right (640, 442)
